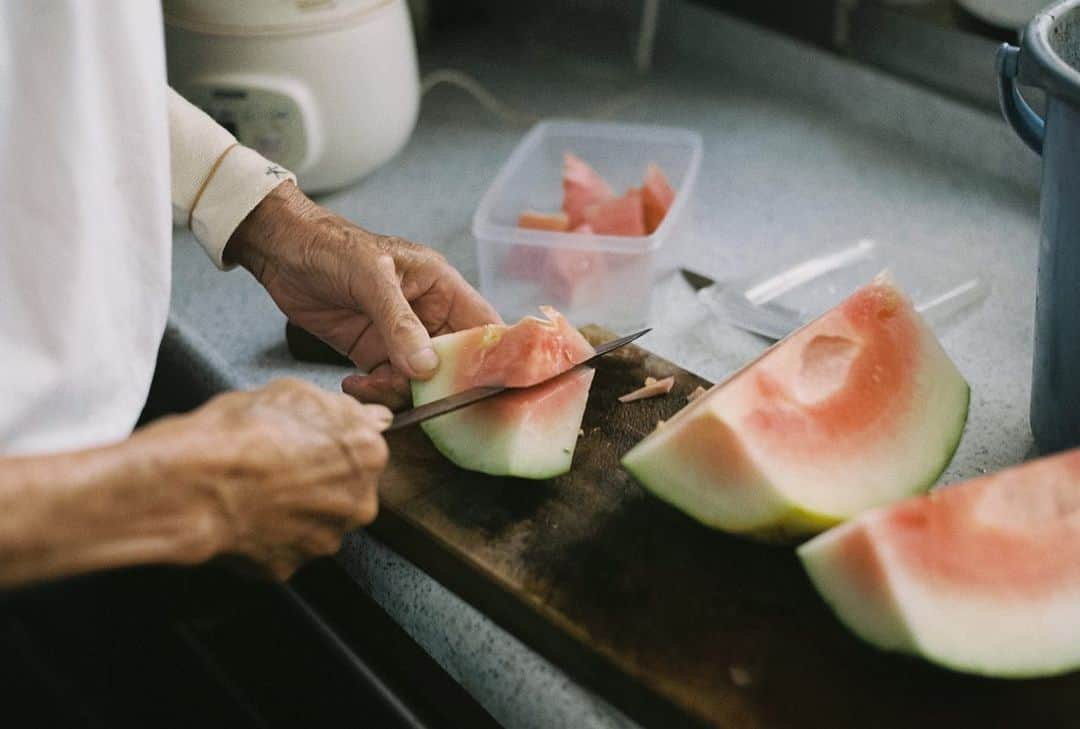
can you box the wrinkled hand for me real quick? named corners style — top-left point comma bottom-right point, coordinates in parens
top-left (149, 378), bottom-right (391, 580)
top-left (226, 182), bottom-right (502, 410)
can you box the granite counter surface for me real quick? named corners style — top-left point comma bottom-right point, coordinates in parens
top-left (167, 7), bottom-right (1041, 727)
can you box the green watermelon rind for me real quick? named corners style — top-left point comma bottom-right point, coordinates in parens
top-left (800, 544), bottom-right (1080, 680)
top-left (798, 387), bottom-right (1080, 680)
top-left (623, 383), bottom-right (971, 543)
top-left (413, 397), bottom-right (577, 481)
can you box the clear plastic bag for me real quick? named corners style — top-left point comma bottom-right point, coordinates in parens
top-left (699, 239), bottom-right (989, 340)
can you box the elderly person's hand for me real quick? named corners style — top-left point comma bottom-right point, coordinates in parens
top-left (0, 379), bottom-right (392, 587)
top-left (225, 182), bottom-right (501, 411)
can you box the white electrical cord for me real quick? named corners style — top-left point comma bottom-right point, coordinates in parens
top-left (420, 69), bottom-right (540, 125)
top-left (420, 3), bottom-right (659, 125)
top-left (636, 0), bottom-right (661, 73)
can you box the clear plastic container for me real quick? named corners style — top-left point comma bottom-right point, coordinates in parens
top-left (473, 121), bottom-right (703, 330)
top-left (699, 239), bottom-right (989, 340)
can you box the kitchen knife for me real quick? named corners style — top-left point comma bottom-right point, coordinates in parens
top-left (386, 328), bottom-right (651, 432)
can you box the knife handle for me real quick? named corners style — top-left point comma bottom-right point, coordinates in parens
top-left (285, 322), bottom-right (354, 367)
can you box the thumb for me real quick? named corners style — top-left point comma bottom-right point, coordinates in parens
top-left (366, 256), bottom-right (439, 379)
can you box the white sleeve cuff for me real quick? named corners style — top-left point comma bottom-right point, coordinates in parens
top-left (189, 146), bottom-right (295, 269)
top-left (168, 88), bottom-right (296, 270)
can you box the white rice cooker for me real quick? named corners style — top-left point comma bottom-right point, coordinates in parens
top-left (163, 0), bottom-right (420, 193)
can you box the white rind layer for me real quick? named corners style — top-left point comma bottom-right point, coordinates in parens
top-left (412, 330), bottom-right (593, 479)
top-left (800, 513), bottom-right (1080, 677)
top-left (621, 282), bottom-right (969, 537)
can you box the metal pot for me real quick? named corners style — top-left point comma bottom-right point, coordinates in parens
top-left (998, 0), bottom-right (1080, 454)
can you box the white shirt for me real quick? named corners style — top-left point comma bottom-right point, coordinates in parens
top-left (0, 2), bottom-right (292, 456)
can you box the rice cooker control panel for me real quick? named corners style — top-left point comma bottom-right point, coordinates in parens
top-left (182, 84), bottom-right (308, 172)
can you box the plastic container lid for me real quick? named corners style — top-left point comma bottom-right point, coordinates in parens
top-left (699, 239), bottom-right (989, 340)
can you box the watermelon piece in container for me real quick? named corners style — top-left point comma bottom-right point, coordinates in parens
top-left (562, 153), bottom-right (614, 227)
top-left (502, 210), bottom-right (570, 278)
top-left (502, 246), bottom-right (546, 279)
top-left (799, 448), bottom-right (1080, 678)
top-left (642, 163), bottom-right (675, 233)
top-left (541, 242), bottom-right (609, 308)
top-left (585, 188), bottom-right (646, 237)
top-left (411, 307), bottom-right (595, 479)
top-left (518, 210), bottom-right (570, 232)
top-left (621, 274), bottom-right (969, 541)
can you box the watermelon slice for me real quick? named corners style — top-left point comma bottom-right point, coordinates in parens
top-left (799, 448), bottom-right (1080, 677)
top-left (585, 188), bottom-right (646, 237)
top-left (562, 153), bottom-right (614, 227)
top-left (621, 274), bottom-right (969, 540)
top-left (412, 307), bottom-right (595, 479)
top-left (642, 163), bottom-right (675, 234)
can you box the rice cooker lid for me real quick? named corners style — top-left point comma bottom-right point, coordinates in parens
top-left (162, 0), bottom-right (395, 36)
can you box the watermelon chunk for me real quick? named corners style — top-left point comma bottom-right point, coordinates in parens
top-left (621, 274), bottom-right (969, 540)
top-left (502, 211), bottom-right (570, 278)
top-left (412, 307), bottom-right (595, 478)
top-left (501, 245), bottom-right (546, 278)
top-left (562, 153), bottom-right (614, 227)
top-left (518, 210), bottom-right (570, 232)
top-left (585, 188), bottom-right (646, 237)
top-left (541, 245), bottom-right (608, 308)
top-left (799, 448), bottom-right (1080, 677)
top-left (642, 164), bottom-right (675, 233)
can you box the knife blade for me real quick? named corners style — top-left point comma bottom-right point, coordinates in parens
top-left (386, 328), bottom-right (651, 432)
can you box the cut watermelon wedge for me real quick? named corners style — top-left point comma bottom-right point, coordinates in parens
top-left (621, 274), bottom-right (969, 540)
top-left (411, 307), bottom-right (595, 478)
top-left (562, 153), bottom-right (614, 227)
top-left (642, 164), bottom-right (675, 233)
top-left (585, 188), bottom-right (646, 237)
top-left (799, 448), bottom-right (1080, 677)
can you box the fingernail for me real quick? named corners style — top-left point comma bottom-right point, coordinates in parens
top-left (369, 406), bottom-right (393, 429)
top-left (408, 347), bottom-right (439, 375)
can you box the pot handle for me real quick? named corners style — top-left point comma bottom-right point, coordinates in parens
top-left (997, 43), bottom-right (1045, 155)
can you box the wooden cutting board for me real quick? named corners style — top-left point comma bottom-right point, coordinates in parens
top-left (369, 328), bottom-right (1080, 729)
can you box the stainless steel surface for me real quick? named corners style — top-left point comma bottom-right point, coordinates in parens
top-left (386, 329), bottom-right (651, 431)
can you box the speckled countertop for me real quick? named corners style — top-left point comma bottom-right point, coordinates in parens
top-left (166, 4), bottom-right (1041, 727)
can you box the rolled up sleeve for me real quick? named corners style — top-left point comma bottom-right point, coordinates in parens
top-left (168, 88), bottom-right (296, 269)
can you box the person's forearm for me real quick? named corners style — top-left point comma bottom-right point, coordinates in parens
top-left (225, 180), bottom-right (309, 273)
top-left (0, 424), bottom-right (224, 589)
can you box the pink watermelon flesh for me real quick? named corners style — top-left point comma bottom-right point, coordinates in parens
top-left (585, 188), bottom-right (646, 237)
top-left (502, 211), bottom-right (570, 278)
top-left (518, 210), bottom-right (570, 232)
top-left (411, 307), bottom-right (596, 478)
top-left (562, 153), bottom-right (614, 227)
top-left (537, 223), bottom-right (607, 307)
top-left (502, 245), bottom-right (546, 279)
top-left (800, 448), bottom-right (1080, 677)
top-left (461, 305), bottom-right (593, 388)
top-left (541, 246), bottom-right (609, 308)
top-left (642, 164), bottom-right (675, 234)
top-left (621, 274), bottom-right (970, 540)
